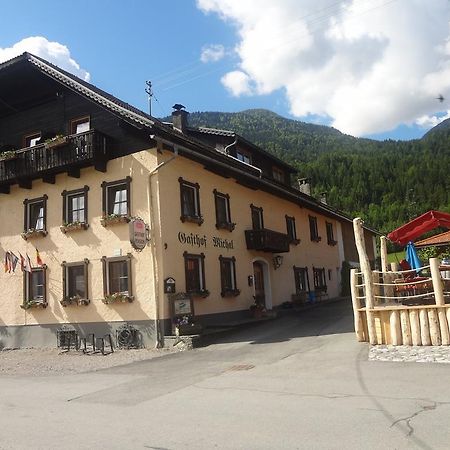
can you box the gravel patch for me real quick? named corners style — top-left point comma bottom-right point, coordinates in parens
top-left (0, 347), bottom-right (180, 376)
top-left (369, 345), bottom-right (450, 363)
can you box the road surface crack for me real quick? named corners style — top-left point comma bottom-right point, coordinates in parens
top-left (390, 402), bottom-right (437, 436)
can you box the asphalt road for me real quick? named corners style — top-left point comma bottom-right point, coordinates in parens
top-left (1, 300), bottom-right (450, 450)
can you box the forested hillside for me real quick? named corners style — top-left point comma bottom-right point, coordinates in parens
top-left (164, 109), bottom-right (450, 234)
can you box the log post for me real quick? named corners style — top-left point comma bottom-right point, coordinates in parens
top-left (438, 309), bottom-right (449, 345)
top-left (350, 269), bottom-right (365, 342)
top-left (400, 310), bottom-right (412, 346)
top-left (430, 258), bottom-right (445, 306)
top-left (428, 309), bottom-right (442, 346)
top-left (410, 309), bottom-right (421, 345)
top-left (380, 236), bottom-right (388, 273)
top-left (389, 310), bottom-right (402, 345)
top-left (419, 309), bottom-right (431, 346)
top-left (353, 218), bottom-right (377, 344)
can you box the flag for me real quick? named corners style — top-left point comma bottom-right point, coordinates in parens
top-left (9, 252), bottom-right (19, 273)
top-left (3, 251), bottom-right (10, 273)
top-left (19, 253), bottom-right (25, 272)
top-left (25, 254), bottom-right (32, 273)
top-left (36, 249), bottom-right (43, 266)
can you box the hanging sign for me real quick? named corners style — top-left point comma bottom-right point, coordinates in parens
top-left (129, 218), bottom-right (148, 250)
top-left (164, 277), bottom-right (176, 294)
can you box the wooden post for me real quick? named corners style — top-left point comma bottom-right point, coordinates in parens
top-left (419, 309), bottom-right (431, 346)
top-left (430, 258), bottom-right (445, 306)
top-left (428, 309), bottom-right (442, 346)
top-left (438, 309), bottom-right (449, 345)
top-left (350, 268), bottom-right (365, 342)
top-left (353, 218), bottom-right (377, 345)
top-left (390, 310), bottom-right (402, 345)
top-left (410, 309), bottom-right (421, 345)
top-left (400, 310), bottom-right (412, 345)
top-left (380, 236), bottom-right (388, 273)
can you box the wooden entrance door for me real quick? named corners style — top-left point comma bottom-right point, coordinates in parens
top-left (253, 261), bottom-right (265, 307)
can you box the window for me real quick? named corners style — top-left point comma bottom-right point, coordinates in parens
top-left (179, 177), bottom-right (203, 224)
top-left (272, 166), bottom-right (285, 183)
top-left (293, 266), bottom-right (309, 293)
top-left (309, 215), bottom-right (321, 242)
top-left (62, 186), bottom-right (89, 227)
top-left (326, 222), bottom-right (337, 246)
top-left (236, 149), bottom-right (252, 164)
top-left (183, 252), bottom-right (207, 296)
top-left (101, 177), bottom-right (131, 218)
top-left (286, 215), bottom-right (299, 244)
top-left (24, 266), bottom-right (47, 306)
top-left (102, 254), bottom-right (133, 299)
top-left (219, 256), bottom-right (239, 297)
top-left (71, 116), bottom-right (90, 134)
top-left (250, 204), bottom-right (264, 230)
top-left (62, 260), bottom-right (89, 304)
top-left (24, 132), bottom-right (41, 147)
top-left (213, 189), bottom-right (235, 231)
top-left (23, 195), bottom-right (48, 233)
top-left (313, 267), bottom-right (327, 292)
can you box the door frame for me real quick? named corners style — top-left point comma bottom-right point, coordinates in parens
top-left (251, 258), bottom-right (272, 310)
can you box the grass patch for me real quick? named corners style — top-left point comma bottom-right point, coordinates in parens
top-left (387, 251), bottom-right (405, 264)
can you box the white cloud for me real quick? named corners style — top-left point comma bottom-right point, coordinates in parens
top-left (197, 0), bottom-right (450, 136)
top-left (416, 111), bottom-right (450, 129)
top-left (200, 44), bottom-right (225, 63)
top-left (0, 36), bottom-right (90, 81)
top-left (221, 70), bottom-right (253, 96)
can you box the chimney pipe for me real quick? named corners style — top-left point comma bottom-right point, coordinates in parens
top-left (172, 104), bottom-right (188, 133)
top-left (319, 192), bottom-right (327, 204)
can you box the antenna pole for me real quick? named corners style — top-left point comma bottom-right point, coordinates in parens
top-left (145, 80), bottom-right (153, 116)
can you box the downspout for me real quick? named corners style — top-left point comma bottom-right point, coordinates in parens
top-left (148, 140), bottom-right (178, 348)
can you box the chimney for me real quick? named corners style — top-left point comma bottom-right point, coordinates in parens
top-left (172, 104), bottom-right (188, 133)
top-left (297, 178), bottom-right (311, 196)
top-left (319, 192), bottom-right (327, 204)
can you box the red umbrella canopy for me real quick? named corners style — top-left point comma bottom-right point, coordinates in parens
top-left (387, 211), bottom-right (450, 247)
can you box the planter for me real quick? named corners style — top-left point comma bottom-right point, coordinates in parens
top-left (60, 222), bottom-right (88, 233)
top-left (176, 323), bottom-right (203, 336)
top-left (102, 293), bottom-right (134, 304)
top-left (60, 297), bottom-right (90, 307)
top-left (100, 215), bottom-right (130, 227)
top-left (189, 289), bottom-right (210, 298)
top-left (21, 229), bottom-right (47, 240)
top-left (45, 136), bottom-right (67, 150)
top-left (20, 300), bottom-right (47, 310)
top-left (0, 151), bottom-right (18, 161)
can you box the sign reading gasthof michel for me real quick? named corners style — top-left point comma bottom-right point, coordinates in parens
top-left (129, 218), bottom-right (148, 250)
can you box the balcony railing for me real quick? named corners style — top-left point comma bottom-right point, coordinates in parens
top-left (245, 228), bottom-right (290, 253)
top-left (0, 130), bottom-right (108, 186)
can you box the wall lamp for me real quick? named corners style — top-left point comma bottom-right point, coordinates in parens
top-left (273, 255), bottom-right (283, 270)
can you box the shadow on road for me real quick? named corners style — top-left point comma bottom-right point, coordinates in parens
top-left (203, 299), bottom-right (355, 347)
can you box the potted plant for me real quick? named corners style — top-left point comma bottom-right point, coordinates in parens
top-left (20, 299), bottom-right (47, 310)
top-left (249, 302), bottom-right (266, 319)
top-left (173, 315), bottom-right (202, 336)
top-left (60, 295), bottom-right (90, 307)
top-left (100, 214), bottom-right (130, 227)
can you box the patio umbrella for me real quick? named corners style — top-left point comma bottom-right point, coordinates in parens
top-left (406, 241), bottom-right (422, 273)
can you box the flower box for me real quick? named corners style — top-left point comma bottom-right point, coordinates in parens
top-left (0, 151), bottom-right (18, 161)
top-left (60, 222), bottom-right (89, 233)
top-left (189, 289), bottom-right (210, 298)
top-left (102, 293), bottom-right (134, 304)
top-left (100, 215), bottom-right (130, 227)
top-left (20, 299), bottom-right (47, 310)
top-left (21, 229), bottom-right (47, 240)
top-left (60, 296), bottom-right (90, 307)
top-left (45, 135), bottom-right (67, 150)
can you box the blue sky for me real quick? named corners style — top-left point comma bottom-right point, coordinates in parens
top-left (1, 0), bottom-right (450, 141)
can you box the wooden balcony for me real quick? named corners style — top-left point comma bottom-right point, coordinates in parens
top-left (0, 130), bottom-right (108, 192)
top-left (245, 228), bottom-right (290, 253)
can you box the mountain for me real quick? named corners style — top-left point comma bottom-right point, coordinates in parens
top-left (163, 109), bottom-right (450, 234)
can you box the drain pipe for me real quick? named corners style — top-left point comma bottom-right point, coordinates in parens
top-left (148, 140), bottom-right (178, 348)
